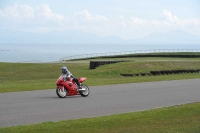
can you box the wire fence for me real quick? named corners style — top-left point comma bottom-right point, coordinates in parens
top-left (60, 49), bottom-right (200, 61)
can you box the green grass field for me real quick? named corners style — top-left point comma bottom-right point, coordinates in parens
top-left (1, 102), bottom-right (200, 133)
top-left (0, 56), bottom-right (200, 132)
top-left (0, 60), bottom-right (200, 93)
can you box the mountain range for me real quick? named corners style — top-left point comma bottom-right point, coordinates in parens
top-left (0, 29), bottom-right (199, 45)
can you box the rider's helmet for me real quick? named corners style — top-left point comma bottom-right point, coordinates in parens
top-left (61, 66), bottom-right (68, 74)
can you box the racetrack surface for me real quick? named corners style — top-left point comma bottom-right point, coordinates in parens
top-left (0, 79), bottom-right (200, 127)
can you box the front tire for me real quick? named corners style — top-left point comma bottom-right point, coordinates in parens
top-left (56, 87), bottom-right (67, 98)
top-left (79, 84), bottom-right (90, 97)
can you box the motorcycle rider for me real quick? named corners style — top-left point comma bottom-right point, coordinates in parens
top-left (61, 66), bottom-right (82, 89)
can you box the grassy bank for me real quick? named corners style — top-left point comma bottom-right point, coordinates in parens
top-left (0, 60), bottom-right (200, 93)
top-left (1, 102), bottom-right (200, 133)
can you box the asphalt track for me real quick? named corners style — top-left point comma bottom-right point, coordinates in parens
top-left (0, 79), bottom-right (200, 127)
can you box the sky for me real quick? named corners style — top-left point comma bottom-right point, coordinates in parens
top-left (0, 0), bottom-right (200, 40)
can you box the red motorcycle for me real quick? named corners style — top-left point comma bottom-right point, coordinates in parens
top-left (56, 75), bottom-right (90, 98)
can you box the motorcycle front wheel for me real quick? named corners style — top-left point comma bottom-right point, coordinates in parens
top-left (79, 84), bottom-right (90, 97)
top-left (56, 87), bottom-right (67, 98)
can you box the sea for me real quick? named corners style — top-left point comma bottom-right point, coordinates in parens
top-left (0, 44), bottom-right (200, 63)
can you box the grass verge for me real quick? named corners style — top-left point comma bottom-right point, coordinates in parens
top-left (1, 102), bottom-right (200, 133)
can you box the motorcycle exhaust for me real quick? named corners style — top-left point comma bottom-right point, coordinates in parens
top-left (79, 88), bottom-right (86, 91)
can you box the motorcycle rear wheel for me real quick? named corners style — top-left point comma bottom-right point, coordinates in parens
top-left (79, 84), bottom-right (90, 97)
top-left (56, 87), bottom-right (67, 98)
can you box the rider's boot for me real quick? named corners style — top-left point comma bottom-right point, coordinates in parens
top-left (79, 83), bottom-right (82, 89)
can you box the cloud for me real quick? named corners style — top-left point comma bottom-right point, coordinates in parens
top-left (162, 9), bottom-right (200, 26)
top-left (73, 10), bottom-right (109, 25)
top-left (0, 4), bottom-right (34, 19)
top-left (129, 17), bottom-right (149, 28)
top-left (74, 10), bottom-right (93, 21)
top-left (160, 9), bottom-right (200, 37)
top-left (0, 4), bottom-right (66, 32)
top-left (162, 9), bottom-right (179, 23)
top-left (36, 4), bottom-right (64, 21)
top-left (0, 4), bottom-right (200, 39)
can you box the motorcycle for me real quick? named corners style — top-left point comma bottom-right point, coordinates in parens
top-left (56, 75), bottom-right (90, 98)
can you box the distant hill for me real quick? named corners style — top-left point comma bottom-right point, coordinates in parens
top-left (0, 29), bottom-right (125, 44)
top-left (0, 29), bottom-right (199, 45)
top-left (128, 30), bottom-right (200, 45)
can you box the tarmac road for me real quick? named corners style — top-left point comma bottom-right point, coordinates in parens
top-left (0, 79), bottom-right (200, 127)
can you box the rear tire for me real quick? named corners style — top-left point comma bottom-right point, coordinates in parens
top-left (79, 84), bottom-right (90, 97)
top-left (56, 87), bottom-right (67, 98)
